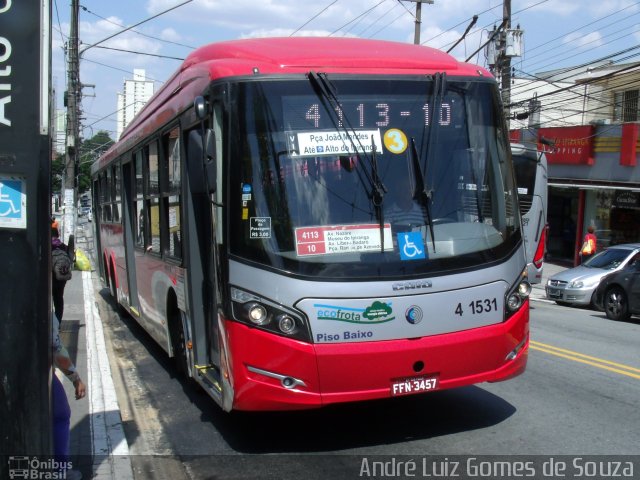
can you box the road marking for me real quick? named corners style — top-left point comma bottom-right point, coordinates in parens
top-left (530, 340), bottom-right (640, 380)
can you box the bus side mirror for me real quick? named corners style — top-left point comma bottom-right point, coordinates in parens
top-left (204, 128), bottom-right (216, 194)
top-left (194, 96), bottom-right (208, 120)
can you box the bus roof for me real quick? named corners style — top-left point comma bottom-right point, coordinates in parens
top-left (95, 37), bottom-right (492, 171)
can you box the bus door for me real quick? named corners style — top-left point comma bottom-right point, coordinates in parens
top-left (122, 159), bottom-right (141, 315)
top-left (183, 105), bottom-right (223, 382)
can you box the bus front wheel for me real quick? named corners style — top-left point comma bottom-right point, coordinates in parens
top-left (168, 296), bottom-right (189, 377)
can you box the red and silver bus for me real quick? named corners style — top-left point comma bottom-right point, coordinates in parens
top-left (92, 37), bottom-right (530, 411)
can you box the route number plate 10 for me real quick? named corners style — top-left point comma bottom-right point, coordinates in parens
top-left (390, 375), bottom-right (439, 396)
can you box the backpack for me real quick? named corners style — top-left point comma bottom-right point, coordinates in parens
top-left (52, 248), bottom-right (73, 281)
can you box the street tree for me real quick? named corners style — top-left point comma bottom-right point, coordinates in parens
top-left (78, 130), bottom-right (114, 193)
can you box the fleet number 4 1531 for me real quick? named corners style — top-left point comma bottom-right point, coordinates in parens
top-left (454, 298), bottom-right (498, 316)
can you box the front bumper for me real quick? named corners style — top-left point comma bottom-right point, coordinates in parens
top-left (223, 303), bottom-right (529, 411)
top-left (545, 285), bottom-right (595, 305)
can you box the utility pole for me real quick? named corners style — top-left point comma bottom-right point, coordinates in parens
top-left (501, 0), bottom-right (512, 121)
top-left (485, 0), bottom-right (523, 125)
top-left (62, 0), bottom-right (80, 245)
top-left (401, 0), bottom-right (434, 45)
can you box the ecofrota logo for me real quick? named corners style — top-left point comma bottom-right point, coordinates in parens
top-left (314, 301), bottom-right (395, 324)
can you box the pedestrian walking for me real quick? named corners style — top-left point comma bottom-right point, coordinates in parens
top-left (579, 225), bottom-right (597, 264)
top-left (52, 311), bottom-right (86, 479)
top-left (51, 227), bottom-right (72, 325)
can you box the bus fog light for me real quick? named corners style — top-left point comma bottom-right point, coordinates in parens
top-left (277, 314), bottom-right (296, 334)
top-left (245, 302), bottom-right (269, 325)
top-left (507, 294), bottom-right (522, 311)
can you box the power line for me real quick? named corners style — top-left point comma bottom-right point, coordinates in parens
top-left (81, 58), bottom-right (166, 85)
top-left (329, 0), bottom-right (387, 36)
top-left (357, 2), bottom-right (401, 37)
top-left (290, 0), bottom-right (339, 36)
top-left (53, 0), bottom-right (68, 47)
top-left (519, 14), bottom-right (640, 75)
top-left (343, 0), bottom-right (390, 37)
top-left (79, 4), bottom-right (197, 50)
top-left (521, 1), bottom-right (638, 61)
top-left (90, 45), bottom-right (185, 61)
top-left (79, 0), bottom-right (193, 55)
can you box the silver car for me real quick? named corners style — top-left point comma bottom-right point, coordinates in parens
top-left (545, 244), bottom-right (640, 307)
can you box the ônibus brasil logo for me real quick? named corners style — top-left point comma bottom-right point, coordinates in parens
top-left (314, 301), bottom-right (394, 324)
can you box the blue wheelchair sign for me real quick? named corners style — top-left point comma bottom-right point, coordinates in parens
top-left (397, 231), bottom-right (427, 261)
top-left (0, 178), bottom-right (27, 229)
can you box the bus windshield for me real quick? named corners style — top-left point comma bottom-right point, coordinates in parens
top-left (228, 77), bottom-right (519, 278)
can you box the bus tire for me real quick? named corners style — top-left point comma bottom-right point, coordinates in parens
top-left (168, 295), bottom-right (189, 377)
top-left (109, 260), bottom-right (117, 301)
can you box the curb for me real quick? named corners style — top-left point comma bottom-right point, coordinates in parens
top-left (82, 271), bottom-right (133, 480)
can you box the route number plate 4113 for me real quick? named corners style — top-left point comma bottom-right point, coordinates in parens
top-left (390, 375), bottom-right (439, 396)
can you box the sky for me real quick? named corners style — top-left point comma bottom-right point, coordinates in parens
top-left (51, 0), bottom-right (640, 143)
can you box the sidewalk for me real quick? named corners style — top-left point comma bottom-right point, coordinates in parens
top-left (57, 267), bottom-right (133, 480)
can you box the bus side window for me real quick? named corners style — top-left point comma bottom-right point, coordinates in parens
top-left (134, 150), bottom-right (146, 248)
top-left (146, 141), bottom-right (161, 254)
top-left (163, 126), bottom-right (182, 259)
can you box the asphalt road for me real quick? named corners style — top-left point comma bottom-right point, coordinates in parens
top-left (96, 288), bottom-right (640, 479)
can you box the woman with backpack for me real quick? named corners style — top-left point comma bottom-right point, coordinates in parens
top-left (52, 227), bottom-right (73, 325)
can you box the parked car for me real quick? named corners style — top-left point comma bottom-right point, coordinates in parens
top-left (545, 243), bottom-right (640, 307)
top-left (593, 252), bottom-right (640, 320)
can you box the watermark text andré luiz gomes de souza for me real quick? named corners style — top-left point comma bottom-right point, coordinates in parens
top-left (359, 457), bottom-right (634, 478)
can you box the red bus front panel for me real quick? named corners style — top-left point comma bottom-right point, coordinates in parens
top-left (224, 302), bottom-right (528, 411)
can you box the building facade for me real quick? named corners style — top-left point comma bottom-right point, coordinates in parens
top-left (511, 60), bottom-right (640, 265)
top-left (116, 69), bottom-right (154, 140)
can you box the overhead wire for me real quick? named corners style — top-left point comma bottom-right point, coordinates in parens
top-left (342, 0), bottom-right (389, 37)
top-left (329, 0), bottom-right (387, 36)
top-left (517, 14), bottom-right (640, 76)
top-left (290, 0), bottom-right (339, 36)
top-left (79, 4), bottom-right (197, 50)
top-left (89, 45), bottom-right (185, 61)
top-left (357, 2), bottom-right (401, 37)
top-left (79, 0), bottom-right (193, 55)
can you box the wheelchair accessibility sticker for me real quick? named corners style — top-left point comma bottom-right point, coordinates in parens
top-left (397, 231), bottom-right (426, 260)
top-left (0, 177), bottom-right (27, 229)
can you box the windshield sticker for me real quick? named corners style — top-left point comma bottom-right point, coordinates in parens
top-left (383, 128), bottom-right (408, 154)
top-left (287, 129), bottom-right (383, 158)
top-left (295, 224), bottom-right (393, 256)
top-left (250, 217), bottom-right (271, 238)
top-left (397, 232), bottom-right (427, 260)
top-left (314, 301), bottom-right (395, 324)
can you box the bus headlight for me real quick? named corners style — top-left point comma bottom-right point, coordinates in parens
top-left (518, 281), bottom-right (532, 297)
top-left (505, 274), bottom-right (531, 316)
top-left (277, 314), bottom-right (296, 335)
top-left (245, 302), bottom-right (269, 325)
top-left (507, 293), bottom-right (523, 311)
top-left (231, 287), bottom-right (311, 342)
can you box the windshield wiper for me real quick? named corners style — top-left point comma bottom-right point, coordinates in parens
top-left (410, 137), bottom-right (435, 252)
top-left (408, 72), bottom-right (446, 253)
top-left (308, 71), bottom-right (388, 251)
